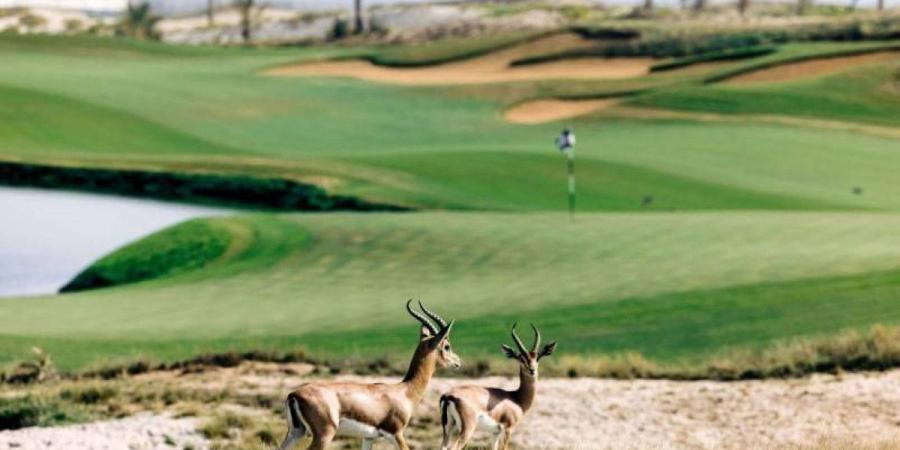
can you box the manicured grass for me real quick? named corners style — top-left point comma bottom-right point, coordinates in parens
top-left (632, 43), bottom-right (900, 125)
top-left (3, 212), bottom-right (900, 370)
top-left (1, 37), bottom-right (898, 211)
top-left (61, 218), bottom-right (233, 292)
top-left (1, 34), bottom-right (899, 374)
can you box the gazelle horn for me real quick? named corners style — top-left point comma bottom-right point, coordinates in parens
top-left (406, 299), bottom-right (437, 335)
top-left (530, 323), bottom-right (541, 352)
top-left (418, 300), bottom-right (448, 329)
top-left (511, 322), bottom-right (528, 355)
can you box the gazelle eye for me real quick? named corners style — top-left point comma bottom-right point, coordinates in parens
top-left (444, 344), bottom-right (450, 350)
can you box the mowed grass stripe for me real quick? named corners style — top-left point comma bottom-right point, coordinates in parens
top-left (2, 264), bottom-right (900, 370)
top-left (3, 211), bottom-right (900, 369)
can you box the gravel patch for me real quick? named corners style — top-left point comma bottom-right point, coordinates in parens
top-left (0, 413), bottom-right (207, 450)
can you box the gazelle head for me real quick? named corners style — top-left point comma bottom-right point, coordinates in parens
top-left (502, 323), bottom-right (556, 377)
top-left (407, 300), bottom-right (462, 369)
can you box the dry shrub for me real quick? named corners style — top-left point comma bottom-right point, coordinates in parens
top-left (544, 325), bottom-right (900, 380)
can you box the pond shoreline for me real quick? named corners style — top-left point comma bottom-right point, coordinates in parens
top-left (0, 186), bottom-right (233, 298)
top-left (0, 161), bottom-right (409, 213)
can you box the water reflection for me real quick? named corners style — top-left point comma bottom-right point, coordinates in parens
top-left (0, 187), bottom-right (226, 298)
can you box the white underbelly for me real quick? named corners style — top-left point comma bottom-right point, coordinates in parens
top-left (476, 412), bottom-right (502, 433)
top-left (337, 418), bottom-right (385, 439)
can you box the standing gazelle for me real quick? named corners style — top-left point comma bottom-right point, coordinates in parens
top-left (279, 300), bottom-right (462, 450)
top-left (439, 324), bottom-right (556, 450)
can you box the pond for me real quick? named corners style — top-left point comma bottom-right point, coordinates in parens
top-left (0, 187), bottom-right (226, 298)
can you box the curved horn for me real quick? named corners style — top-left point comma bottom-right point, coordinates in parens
top-left (406, 299), bottom-right (437, 335)
top-left (418, 300), bottom-right (448, 329)
top-left (436, 319), bottom-right (455, 342)
top-left (511, 322), bottom-right (528, 355)
top-left (530, 323), bottom-right (541, 353)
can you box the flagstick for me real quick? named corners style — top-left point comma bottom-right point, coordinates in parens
top-left (567, 148), bottom-right (575, 223)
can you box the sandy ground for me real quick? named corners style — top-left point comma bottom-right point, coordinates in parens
top-left (504, 99), bottom-right (618, 124)
top-left (727, 51), bottom-right (900, 84)
top-left (4, 366), bottom-right (900, 449)
top-left (265, 33), bottom-right (652, 85)
top-left (0, 413), bottom-right (206, 450)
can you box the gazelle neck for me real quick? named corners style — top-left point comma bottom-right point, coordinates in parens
top-left (402, 340), bottom-right (437, 403)
top-left (515, 366), bottom-right (537, 411)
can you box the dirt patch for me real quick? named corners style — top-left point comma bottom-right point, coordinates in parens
top-left (504, 98), bottom-right (619, 124)
top-left (727, 51), bottom-right (900, 84)
top-left (265, 33), bottom-right (653, 85)
top-left (0, 413), bottom-right (207, 450)
top-left (7, 364), bottom-right (900, 450)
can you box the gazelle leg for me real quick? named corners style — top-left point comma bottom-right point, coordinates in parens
top-left (362, 438), bottom-right (374, 450)
top-left (454, 421), bottom-right (476, 450)
top-left (305, 427), bottom-right (336, 450)
top-left (490, 427), bottom-right (505, 450)
top-left (441, 423), bottom-right (455, 450)
top-left (500, 427), bottom-right (512, 450)
top-left (393, 431), bottom-right (410, 450)
top-left (278, 428), bottom-right (304, 450)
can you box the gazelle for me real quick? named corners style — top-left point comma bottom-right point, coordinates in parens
top-left (439, 324), bottom-right (556, 450)
top-left (278, 300), bottom-right (461, 450)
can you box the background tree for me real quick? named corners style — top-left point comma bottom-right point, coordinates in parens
top-left (693, 0), bottom-right (706, 12)
top-left (877, 0), bottom-right (884, 11)
top-left (353, 0), bottom-right (364, 34)
top-left (738, 0), bottom-right (750, 15)
top-left (207, 0), bottom-right (215, 26)
top-left (643, 0), bottom-right (654, 14)
top-left (118, 1), bottom-right (158, 40)
top-left (234, 0), bottom-right (254, 43)
top-left (796, 0), bottom-right (811, 14)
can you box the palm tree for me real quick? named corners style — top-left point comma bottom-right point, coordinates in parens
top-left (234, 0), bottom-right (254, 43)
top-left (207, 0), bottom-right (215, 26)
top-left (354, 0), bottom-right (364, 34)
top-left (119, 1), bottom-right (158, 40)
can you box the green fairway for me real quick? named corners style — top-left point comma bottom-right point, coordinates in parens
top-left (1, 33), bottom-right (899, 372)
top-left (4, 212), bottom-right (900, 370)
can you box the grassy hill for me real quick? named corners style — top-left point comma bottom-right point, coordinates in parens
top-left (4, 212), bottom-right (900, 371)
top-left (0, 33), bottom-right (899, 373)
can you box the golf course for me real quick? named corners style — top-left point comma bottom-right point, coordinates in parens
top-left (1, 24), bottom-right (899, 376)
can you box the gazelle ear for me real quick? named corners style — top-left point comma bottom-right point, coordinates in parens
top-left (420, 325), bottom-right (435, 339)
top-left (501, 344), bottom-right (518, 359)
top-left (538, 341), bottom-right (557, 360)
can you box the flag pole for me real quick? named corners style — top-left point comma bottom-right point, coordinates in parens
top-left (556, 127), bottom-right (576, 223)
top-left (567, 147), bottom-right (575, 223)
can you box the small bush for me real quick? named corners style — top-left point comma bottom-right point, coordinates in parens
top-left (64, 19), bottom-right (83, 33)
top-left (331, 18), bottom-right (350, 40)
top-left (5, 347), bottom-right (57, 384)
top-left (60, 385), bottom-right (118, 405)
top-left (200, 412), bottom-right (253, 439)
top-left (0, 396), bottom-right (86, 430)
top-left (19, 13), bottom-right (46, 30)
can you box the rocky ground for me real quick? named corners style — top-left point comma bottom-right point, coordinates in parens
top-left (2, 363), bottom-right (900, 450)
top-left (0, 413), bottom-right (206, 450)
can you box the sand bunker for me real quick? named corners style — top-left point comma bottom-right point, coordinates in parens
top-left (504, 98), bottom-right (618, 124)
top-left (727, 51), bottom-right (899, 84)
top-left (266, 33), bottom-right (653, 85)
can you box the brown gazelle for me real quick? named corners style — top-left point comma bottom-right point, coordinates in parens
top-left (439, 323), bottom-right (556, 450)
top-left (278, 300), bottom-right (461, 450)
